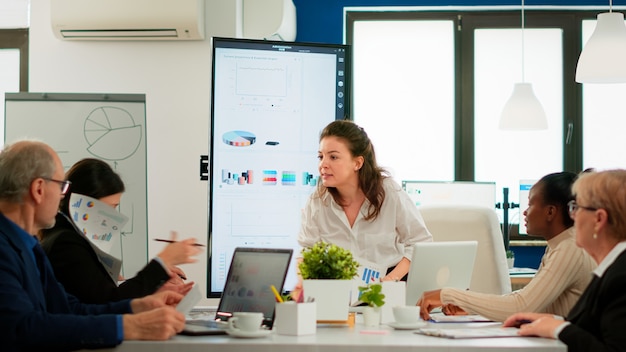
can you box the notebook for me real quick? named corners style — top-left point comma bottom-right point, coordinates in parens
top-left (405, 241), bottom-right (478, 306)
top-left (181, 247), bottom-right (293, 335)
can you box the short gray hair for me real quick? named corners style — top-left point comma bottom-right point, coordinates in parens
top-left (0, 140), bottom-right (56, 203)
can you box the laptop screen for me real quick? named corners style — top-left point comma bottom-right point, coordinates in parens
top-left (405, 241), bottom-right (477, 306)
top-left (215, 247), bottom-right (293, 327)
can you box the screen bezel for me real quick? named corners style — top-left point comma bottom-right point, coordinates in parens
top-left (208, 37), bottom-right (351, 297)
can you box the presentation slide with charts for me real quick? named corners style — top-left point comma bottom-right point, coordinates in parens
top-left (209, 38), bottom-right (350, 296)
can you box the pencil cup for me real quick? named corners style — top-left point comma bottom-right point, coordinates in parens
top-left (274, 302), bottom-right (316, 336)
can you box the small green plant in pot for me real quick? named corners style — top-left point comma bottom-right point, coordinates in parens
top-left (359, 283), bottom-right (385, 327)
top-left (299, 241), bottom-right (359, 280)
top-left (299, 242), bottom-right (359, 321)
top-left (358, 283), bottom-right (386, 307)
top-left (506, 249), bottom-right (515, 269)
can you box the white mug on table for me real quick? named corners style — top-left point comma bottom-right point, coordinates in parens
top-left (228, 312), bottom-right (264, 332)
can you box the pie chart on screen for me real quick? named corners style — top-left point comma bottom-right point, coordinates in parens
top-left (84, 106), bottom-right (142, 160)
top-left (222, 130), bottom-right (256, 147)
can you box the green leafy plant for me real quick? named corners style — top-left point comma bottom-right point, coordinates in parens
top-left (280, 293), bottom-right (294, 302)
top-left (358, 283), bottom-right (386, 307)
top-left (299, 242), bottom-right (359, 280)
top-left (506, 250), bottom-right (515, 259)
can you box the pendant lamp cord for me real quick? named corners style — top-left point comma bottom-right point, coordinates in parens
top-left (610, 0), bottom-right (613, 13)
top-left (521, 0), bottom-right (526, 82)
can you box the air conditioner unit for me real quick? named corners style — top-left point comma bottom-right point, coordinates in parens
top-left (242, 0), bottom-right (296, 41)
top-left (50, 0), bottom-right (205, 40)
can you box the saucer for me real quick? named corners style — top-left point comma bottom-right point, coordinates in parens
top-left (226, 329), bottom-right (272, 338)
top-left (387, 321), bottom-right (427, 330)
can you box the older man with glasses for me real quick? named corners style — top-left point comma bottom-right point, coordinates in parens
top-left (0, 140), bottom-right (186, 351)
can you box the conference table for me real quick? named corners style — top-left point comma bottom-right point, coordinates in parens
top-left (93, 319), bottom-right (566, 352)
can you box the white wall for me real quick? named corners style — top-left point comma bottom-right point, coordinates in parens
top-left (30, 0), bottom-right (238, 306)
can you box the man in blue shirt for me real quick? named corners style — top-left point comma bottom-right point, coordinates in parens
top-left (0, 140), bottom-right (185, 351)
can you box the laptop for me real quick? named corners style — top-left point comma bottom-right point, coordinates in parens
top-left (182, 247), bottom-right (293, 335)
top-left (405, 241), bottom-right (478, 306)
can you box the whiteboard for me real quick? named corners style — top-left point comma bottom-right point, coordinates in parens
top-left (4, 92), bottom-right (147, 277)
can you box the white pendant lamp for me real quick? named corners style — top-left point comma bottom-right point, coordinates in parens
top-left (499, 0), bottom-right (548, 130)
top-left (499, 83), bottom-right (548, 130)
top-left (575, 4), bottom-right (626, 84)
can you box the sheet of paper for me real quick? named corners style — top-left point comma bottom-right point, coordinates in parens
top-left (177, 284), bottom-right (202, 316)
top-left (380, 281), bottom-right (406, 324)
top-left (414, 327), bottom-right (521, 339)
top-left (356, 259), bottom-right (386, 284)
top-left (508, 267), bottom-right (538, 275)
top-left (429, 314), bottom-right (493, 323)
top-left (90, 242), bottom-right (123, 284)
top-left (352, 258), bottom-right (387, 304)
top-left (69, 193), bottom-right (129, 253)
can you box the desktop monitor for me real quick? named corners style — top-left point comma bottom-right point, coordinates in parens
top-left (401, 180), bottom-right (496, 209)
top-left (518, 179), bottom-right (538, 235)
top-left (208, 37), bottom-right (351, 297)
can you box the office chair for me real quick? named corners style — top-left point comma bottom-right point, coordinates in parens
top-left (418, 205), bottom-right (512, 295)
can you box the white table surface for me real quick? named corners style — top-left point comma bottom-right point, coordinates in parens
top-left (91, 320), bottom-right (566, 352)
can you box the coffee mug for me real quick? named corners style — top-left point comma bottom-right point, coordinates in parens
top-left (392, 305), bottom-right (421, 325)
top-left (228, 312), bottom-right (264, 332)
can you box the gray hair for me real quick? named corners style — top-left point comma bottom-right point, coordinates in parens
top-left (0, 140), bottom-right (56, 203)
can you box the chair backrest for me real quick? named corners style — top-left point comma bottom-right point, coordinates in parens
top-left (418, 205), bottom-right (511, 295)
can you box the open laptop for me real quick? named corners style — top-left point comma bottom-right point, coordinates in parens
top-left (405, 241), bottom-right (478, 306)
top-left (182, 247), bottom-right (293, 335)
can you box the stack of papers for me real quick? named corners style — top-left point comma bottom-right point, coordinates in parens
top-left (414, 327), bottom-right (521, 339)
top-left (429, 314), bottom-right (493, 323)
top-left (508, 267), bottom-right (538, 275)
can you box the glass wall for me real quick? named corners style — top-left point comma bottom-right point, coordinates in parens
top-left (352, 20), bottom-right (455, 183)
top-left (474, 27), bottom-right (563, 226)
top-left (0, 49), bottom-right (20, 143)
top-left (581, 19), bottom-right (626, 170)
top-left (346, 9), bottom-right (608, 230)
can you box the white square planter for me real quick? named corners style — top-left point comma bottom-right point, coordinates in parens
top-left (302, 279), bottom-right (353, 321)
top-left (274, 302), bottom-right (316, 335)
top-left (362, 306), bottom-right (381, 327)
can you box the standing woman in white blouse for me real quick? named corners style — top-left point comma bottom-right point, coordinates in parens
top-left (297, 120), bottom-right (432, 282)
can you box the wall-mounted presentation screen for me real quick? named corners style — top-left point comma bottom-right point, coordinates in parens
top-left (402, 180), bottom-right (497, 210)
top-left (518, 179), bottom-right (538, 235)
top-left (209, 37), bottom-right (350, 297)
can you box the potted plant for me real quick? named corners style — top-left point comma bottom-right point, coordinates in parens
top-left (300, 242), bottom-right (359, 321)
top-left (358, 283), bottom-right (385, 327)
top-left (506, 249), bottom-right (515, 269)
top-left (299, 241), bottom-right (359, 280)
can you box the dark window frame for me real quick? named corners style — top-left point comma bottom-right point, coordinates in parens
top-left (0, 28), bottom-right (29, 92)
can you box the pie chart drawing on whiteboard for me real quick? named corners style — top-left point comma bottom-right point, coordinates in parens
top-left (84, 106), bottom-right (142, 161)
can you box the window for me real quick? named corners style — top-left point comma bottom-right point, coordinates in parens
top-left (351, 19), bottom-right (455, 182)
top-left (0, 28), bottom-right (29, 146)
top-left (346, 9), bottom-right (610, 231)
top-left (473, 24), bottom-right (564, 227)
top-left (581, 20), bottom-right (626, 170)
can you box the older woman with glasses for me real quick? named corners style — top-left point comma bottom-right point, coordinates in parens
top-left (504, 169), bottom-right (626, 352)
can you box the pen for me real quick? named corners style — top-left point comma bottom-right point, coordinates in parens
top-left (154, 238), bottom-right (205, 247)
top-left (270, 285), bottom-right (284, 303)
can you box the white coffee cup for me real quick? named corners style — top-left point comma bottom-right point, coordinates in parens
top-left (228, 312), bottom-right (264, 332)
top-left (392, 306), bottom-right (421, 325)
